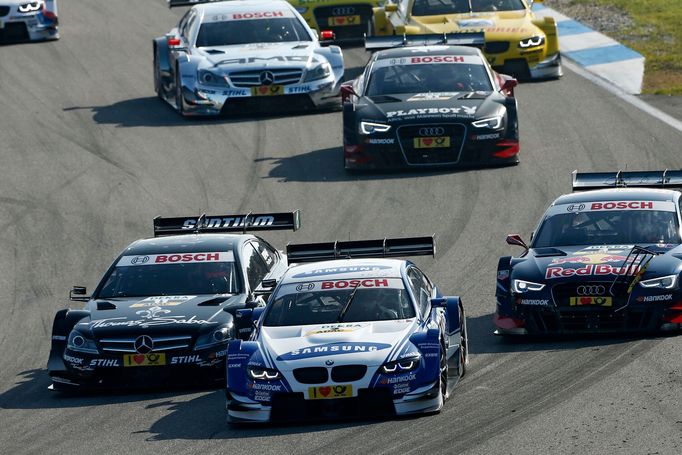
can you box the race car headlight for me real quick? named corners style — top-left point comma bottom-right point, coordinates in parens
top-left (518, 36), bottom-right (545, 48)
top-left (512, 279), bottom-right (546, 293)
top-left (472, 116), bottom-right (503, 129)
top-left (18, 1), bottom-right (42, 13)
top-left (302, 62), bottom-right (332, 82)
top-left (67, 331), bottom-right (99, 354)
top-left (198, 70), bottom-right (227, 86)
top-left (194, 324), bottom-right (233, 350)
top-left (295, 7), bottom-right (308, 14)
top-left (247, 366), bottom-right (282, 381)
top-left (360, 121), bottom-right (391, 135)
top-left (639, 275), bottom-right (678, 290)
top-left (381, 356), bottom-right (421, 374)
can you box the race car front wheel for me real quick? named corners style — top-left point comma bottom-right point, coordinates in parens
top-left (458, 304), bottom-right (468, 378)
top-left (439, 337), bottom-right (448, 402)
top-left (175, 66), bottom-right (185, 116)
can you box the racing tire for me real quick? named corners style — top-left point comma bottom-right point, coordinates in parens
top-left (153, 46), bottom-right (163, 99)
top-left (458, 304), bottom-right (468, 378)
top-left (175, 66), bottom-right (185, 116)
top-left (439, 337), bottom-right (448, 403)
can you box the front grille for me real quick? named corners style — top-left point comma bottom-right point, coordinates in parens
top-left (0, 22), bottom-right (30, 43)
top-left (484, 41), bottom-right (510, 54)
top-left (0, 6), bottom-right (11, 17)
top-left (397, 124), bottom-right (466, 165)
top-left (228, 68), bottom-right (303, 87)
top-left (293, 367), bottom-right (328, 384)
top-left (313, 5), bottom-right (373, 40)
top-left (331, 365), bottom-right (367, 382)
top-left (551, 282), bottom-right (630, 308)
top-left (98, 335), bottom-right (192, 353)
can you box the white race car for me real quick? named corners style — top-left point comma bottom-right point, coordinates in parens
top-left (0, 0), bottom-right (58, 43)
top-left (155, 0), bottom-right (344, 116)
top-left (226, 236), bottom-right (468, 422)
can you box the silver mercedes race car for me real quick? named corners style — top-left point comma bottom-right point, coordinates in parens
top-left (154, 0), bottom-right (344, 116)
top-left (0, 0), bottom-right (59, 43)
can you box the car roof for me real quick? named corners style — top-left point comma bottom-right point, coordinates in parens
top-left (374, 45), bottom-right (482, 60)
top-left (122, 233), bottom-right (250, 256)
top-left (194, 0), bottom-right (294, 15)
top-left (281, 258), bottom-right (406, 283)
top-left (553, 188), bottom-right (680, 205)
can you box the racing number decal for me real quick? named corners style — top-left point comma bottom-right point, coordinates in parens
top-left (308, 384), bottom-right (353, 399)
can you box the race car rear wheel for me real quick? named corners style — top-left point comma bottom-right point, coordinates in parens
top-left (458, 304), bottom-right (468, 378)
top-left (174, 66), bottom-right (185, 116)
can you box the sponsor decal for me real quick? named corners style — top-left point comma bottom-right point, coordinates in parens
top-left (90, 306), bottom-right (217, 329)
top-left (547, 201), bottom-right (675, 216)
top-left (277, 342), bottom-right (392, 360)
top-left (545, 264), bottom-right (640, 279)
top-left (473, 133), bottom-right (501, 140)
top-left (457, 19), bottom-right (494, 28)
top-left (291, 265), bottom-right (392, 278)
top-left (183, 216), bottom-right (274, 230)
top-left (207, 11), bottom-right (291, 22)
top-left (253, 391), bottom-right (273, 402)
top-left (248, 382), bottom-right (283, 392)
top-left (591, 201), bottom-right (653, 210)
top-left (519, 299), bottom-right (551, 306)
top-left (373, 55), bottom-right (481, 69)
top-left (551, 254), bottom-right (630, 266)
top-left (130, 295), bottom-right (196, 308)
top-left (228, 363), bottom-right (241, 368)
top-left (123, 353), bottom-right (166, 367)
top-left (407, 92), bottom-right (458, 102)
top-left (218, 55), bottom-right (308, 65)
top-left (117, 252), bottom-right (233, 266)
top-left (309, 384), bottom-right (352, 399)
top-left (367, 138), bottom-right (395, 145)
top-left (63, 354), bottom-right (84, 365)
top-left (52, 335), bottom-right (67, 341)
top-left (305, 324), bottom-right (364, 336)
top-left (637, 294), bottom-right (674, 302)
top-left (583, 245), bottom-right (633, 251)
top-left (385, 106), bottom-right (477, 119)
top-left (569, 296), bottom-right (612, 307)
top-left (497, 270), bottom-right (510, 280)
top-left (320, 279), bottom-right (389, 289)
top-left (410, 56), bottom-right (464, 64)
top-left (171, 355), bottom-right (201, 365)
top-left (90, 358), bottom-right (120, 367)
top-left (393, 385), bottom-right (411, 394)
top-left (222, 89), bottom-right (249, 97)
top-left (380, 373), bottom-right (417, 385)
top-left (285, 85), bottom-right (313, 94)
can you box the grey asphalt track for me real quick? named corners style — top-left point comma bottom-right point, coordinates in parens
top-left (1, 1), bottom-right (682, 454)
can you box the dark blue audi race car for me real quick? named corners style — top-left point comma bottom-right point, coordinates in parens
top-left (225, 236), bottom-right (468, 422)
top-left (495, 170), bottom-right (682, 335)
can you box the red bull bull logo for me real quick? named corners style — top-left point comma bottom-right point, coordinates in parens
top-left (551, 254), bottom-right (630, 265)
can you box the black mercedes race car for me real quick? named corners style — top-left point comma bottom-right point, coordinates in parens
top-left (495, 170), bottom-right (682, 335)
top-left (47, 211), bottom-right (300, 390)
top-left (341, 34), bottom-right (519, 170)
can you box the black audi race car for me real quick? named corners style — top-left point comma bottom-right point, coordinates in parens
top-left (47, 211), bottom-right (300, 390)
top-left (495, 170), bottom-right (682, 335)
top-left (341, 34), bottom-right (519, 170)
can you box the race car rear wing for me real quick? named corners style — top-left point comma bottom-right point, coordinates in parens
top-left (153, 210), bottom-right (301, 236)
top-left (572, 170), bottom-right (682, 191)
top-left (167, 0), bottom-right (223, 7)
top-left (287, 236), bottom-right (435, 263)
top-left (365, 33), bottom-right (485, 51)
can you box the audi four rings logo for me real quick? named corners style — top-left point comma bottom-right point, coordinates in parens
top-left (419, 127), bottom-right (445, 136)
top-left (134, 335), bottom-right (154, 354)
top-left (332, 7), bottom-right (355, 15)
top-left (130, 256), bottom-right (149, 264)
top-left (577, 285), bottom-right (605, 295)
top-left (259, 71), bottom-right (275, 86)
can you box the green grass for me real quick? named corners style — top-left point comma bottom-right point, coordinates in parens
top-left (568, 0), bottom-right (682, 95)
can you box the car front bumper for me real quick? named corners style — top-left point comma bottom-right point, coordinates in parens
top-left (0, 11), bottom-right (59, 43)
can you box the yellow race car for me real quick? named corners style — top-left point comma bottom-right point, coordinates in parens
top-left (290, 0), bottom-right (383, 41)
top-left (370, 0), bottom-right (562, 79)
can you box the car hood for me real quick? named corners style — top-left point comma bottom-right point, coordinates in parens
top-left (260, 319), bottom-right (417, 370)
top-left (82, 294), bottom-right (241, 338)
top-left (360, 92), bottom-right (501, 123)
top-left (412, 10), bottom-right (541, 39)
top-left (194, 42), bottom-right (320, 72)
top-left (516, 244), bottom-right (682, 283)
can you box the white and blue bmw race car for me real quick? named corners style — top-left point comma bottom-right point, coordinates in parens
top-left (0, 0), bottom-right (58, 43)
top-left (226, 236), bottom-right (468, 422)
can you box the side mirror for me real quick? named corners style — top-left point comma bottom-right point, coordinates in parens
top-left (261, 279), bottom-right (277, 289)
top-left (500, 77), bottom-right (518, 97)
top-left (430, 297), bottom-right (447, 308)
top-left (506, 234), bottom-right (529, 253)
top-left (340, 83), bottom-right (358, 103)
top-left (319, 30), bottom-right (335, 44)
top-left (70, 286), bottom-right (90, 302)
top-left (385, 4), bottom-right (398, 12)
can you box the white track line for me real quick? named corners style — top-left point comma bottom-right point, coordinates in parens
top-left (564, 59), bottom-right (682, 134)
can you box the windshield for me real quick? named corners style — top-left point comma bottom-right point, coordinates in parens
top-left (367, 59), bottom-right (492, 95)
top-left (533, 205), bottom-right (682, 248)
top-left (196, 18), bottom-right (311, 47)
top-left (98, 252), bottom-right (240, 298)
top-left (412, 0), bottom-right (526, 16)
top-left (263, 278), bottom-right (416, 326)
